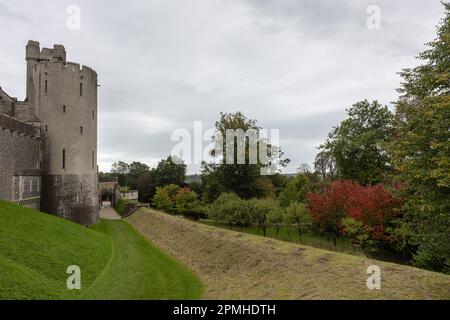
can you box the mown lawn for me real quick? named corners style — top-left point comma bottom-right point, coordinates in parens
top-left (0, 200), bottom-right (203, 300)
top-left (0, 200), bottom-right (111, 299)
top-left (83, 219), bottom-right (203, 299)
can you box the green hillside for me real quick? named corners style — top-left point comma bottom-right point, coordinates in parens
top-left (0, 201), bottom-right (202, 299)
top-left (0, 200), bottom-right (111, 299)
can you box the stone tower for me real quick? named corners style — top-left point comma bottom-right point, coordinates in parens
top-left (26, 40), bottom-right (99, 225)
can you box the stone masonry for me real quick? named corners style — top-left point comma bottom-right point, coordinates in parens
top-left (0, 41), bottom-right (99, 225)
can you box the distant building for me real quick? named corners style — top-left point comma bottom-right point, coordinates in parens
top-left (0, 41), bottom-right (99, 225)
top-left (121, 190), bottom-right (139, 202)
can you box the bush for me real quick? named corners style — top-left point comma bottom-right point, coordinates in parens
top-left (174, 187), bottom-right (200, 216)
top-left (284, 202), bottom-right (312, 242)
top-left (307, 180), bottom-right (402, 247)
top-left (152, 187), bottom-right (174, 211)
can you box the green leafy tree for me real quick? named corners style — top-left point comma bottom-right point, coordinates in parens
top-left (174, 188), bottom-right (200, 215)
top-left (284, 202), bottom-right (312, 242)
top-left (267, 205), bottom-right (283, 238)
top-left (152, 187), bottom-right (174, 211)
top-left (202, 112), bottom-right (289, 201)
top-left (340, 217), bottom-right (376, 253)
top-left (278, 174), bottom-right (311, 207)
top-left (318, 100), bottom-right (393, 185)
top-left (390, 3), bottom-right (450, 272)
top-left (154, 156), bottom-right (187, 187)
top-left (278, 180), bottom-right (298, 208)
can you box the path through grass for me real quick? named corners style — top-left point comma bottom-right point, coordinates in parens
top-left (83, 220), bottom-right (202, 299)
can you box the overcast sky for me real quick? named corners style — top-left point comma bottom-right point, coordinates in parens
top-left (0, 0), bottom-right (445, 174)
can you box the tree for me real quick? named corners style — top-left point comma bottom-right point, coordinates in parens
top-left (284, 202), bottom-right (312, 242)
top-left (318, 100), bottom-right (393, 185)
top-left (389, 3), bottom-right (450, 272)
top-left (278, 180), bottom-right (298, 208)
top-left (340, 217), bottom-right (375, 253)
top-left (314, 150), bottom-right (338, 181)
top-left (307, 180), bottom-right (401, 247)
top-left (267, 205), bottom-right (283, 238)
top-left (152, 187), bottom-right (174, 211)
top-left (154, 156), bottom-right (187, 187)
top-left (250, 198), bottom-right (278, 237)
top-left (202, 112), bottom-right (289, 201)
top-left (174, 187), bottom-right (200, 216)
top-left (278, 174), bottom-right (311, 207)
top-left (207, 192), bottom-right (241, 224)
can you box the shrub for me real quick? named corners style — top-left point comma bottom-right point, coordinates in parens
top-left (307, 180), bottom-right (402, 247)
top-left (174, 187), bottom-right (200, 216)
top-left (152, 187), bottom-right (174, 211)
top-left (284, 202), bottom-right (312, 242)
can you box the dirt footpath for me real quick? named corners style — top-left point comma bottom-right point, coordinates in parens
top-left (127, 208), bottom-right (450, 300)
top-left (100, 207), bottom-right (121, 220)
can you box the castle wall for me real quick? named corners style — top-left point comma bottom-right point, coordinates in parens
top-left (0, 113), bottom-right (41, 210)
top-left (0, 88), bottom-right (15, 116)
top-left (33, 60), bottom-right (99, 225)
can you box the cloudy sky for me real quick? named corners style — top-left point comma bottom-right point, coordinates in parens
top-left (0, 0), bottom-right (445, 174)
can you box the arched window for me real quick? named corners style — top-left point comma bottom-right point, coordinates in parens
top-left (45, 125), bottom-right (48, 132)
top-left (80, 126), bottom-right (83, 134)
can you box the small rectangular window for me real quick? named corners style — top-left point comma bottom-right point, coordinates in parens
top-left (63, 105), bottom-right (66, 113)
top-left (80, 126), bottom-right (83, 134)
top-left (45, 125), bottom-right (48, 132)
top-left (45, 80), bottom-right (48, 94)
top-left (92, 151), bottom-right (95, 169)
top-left (80, 83), bottom-right (83, 96)
top-left (62, 149), bottom-right (66, 169)
top-left (92, 110), bottom-right (95, 119)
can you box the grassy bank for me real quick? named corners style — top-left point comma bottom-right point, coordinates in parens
top-left (0, 200), bottom-right (111, 299)
top-left (0, 201), bottom-right (202, 299)
top-left (128, 208), bottom-right (450, 299)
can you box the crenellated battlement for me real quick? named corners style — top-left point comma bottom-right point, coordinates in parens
top-left (34, 61), bottom-right (97, 79)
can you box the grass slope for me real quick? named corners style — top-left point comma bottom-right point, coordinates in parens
top-left (84, 220), bottom-right (202, 299)
top-left (128, 208), bottom-right (450, 300)
top-left (0, 200), bottom-right (111, 299)
top-left (0, 201), bottom-right (202, 300)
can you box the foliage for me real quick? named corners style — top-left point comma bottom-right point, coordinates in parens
top-left (266, 204), bottom-right (283, 238)
top-left (284, 202), bottom-right (312, 242)
top-left (389, 2), bottom-right (450, 272)
top-left (278, 180), bottom-right (298, 208)
top-left (152, 187), bottom-right (174, 212)
top-left (201, 112), bottom-right (289, 201)
top-left (318, 100), bottom-right (393, 185)
top-left (154, 156), bottom-right (187, 187)
top-left (307, 180), bottom-right (401, 247)
top-left (340, 217), bottom-right (376, 253)
top-left (114, 198), bottom-right (134, 216)
top-left (278, 174), bottom-right (312, 207)
top-left (174, 188), bottom-right (200, 215)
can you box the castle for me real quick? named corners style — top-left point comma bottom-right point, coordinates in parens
top-left (0, 41), bottom-right (99, 226)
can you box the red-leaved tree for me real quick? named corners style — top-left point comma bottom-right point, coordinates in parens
top-left (306, 180), bottom-right (402, 246)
